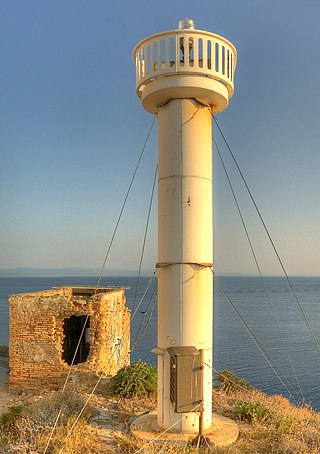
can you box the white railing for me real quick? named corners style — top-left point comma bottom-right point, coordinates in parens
top-left (134, 29), bottom-right (237, 97)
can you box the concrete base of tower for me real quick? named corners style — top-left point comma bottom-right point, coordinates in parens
top-left (131, 411), bottom-right (239, 448)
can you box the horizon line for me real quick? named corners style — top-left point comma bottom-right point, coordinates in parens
top-left (0, 267), bottom-right (319, 278)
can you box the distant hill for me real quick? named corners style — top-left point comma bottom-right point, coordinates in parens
top-left (0, 267), bottom-right (153, 277)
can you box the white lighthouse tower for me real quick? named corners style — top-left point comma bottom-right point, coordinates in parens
top-left (132, 19), bottom-right (238, 443)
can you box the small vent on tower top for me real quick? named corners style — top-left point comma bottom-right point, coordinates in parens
top-left (178, 18), bottom-right (195, 30)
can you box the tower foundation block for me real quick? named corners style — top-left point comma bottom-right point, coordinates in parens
top-left (131, 412), bottom-right (239, 448)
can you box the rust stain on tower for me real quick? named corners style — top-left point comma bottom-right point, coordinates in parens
top-left (9, 286), bottom-right (130, 390)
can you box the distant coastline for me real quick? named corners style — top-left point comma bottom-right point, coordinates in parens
top-left (0, 267), bottom-right (153, 278)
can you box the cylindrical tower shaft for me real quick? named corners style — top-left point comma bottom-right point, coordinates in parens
top-left (134, 19), bottom-right (236, 435)
top-left (157, 98), bottom-right (213, 431)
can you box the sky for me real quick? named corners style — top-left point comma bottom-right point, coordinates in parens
top-left (1, 0), bottom-right (320, 276)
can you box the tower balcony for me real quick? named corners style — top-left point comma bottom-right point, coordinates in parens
top-left (134, 26), bottom-right (237, 114)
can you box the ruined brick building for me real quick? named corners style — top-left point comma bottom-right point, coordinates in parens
top-left (9, 286), bottom-right (130, 390)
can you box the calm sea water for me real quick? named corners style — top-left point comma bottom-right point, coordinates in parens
top-left (1, 275), bottom-right (320, 410)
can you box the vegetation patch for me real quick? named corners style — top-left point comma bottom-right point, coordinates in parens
top-left (234, 400), bottom-right (273, 424)
top-left (0, 405), bottom-right (24, 445)
top-left (213, 373), bottom-right (320, 453)
top-left (217, 370), bottom-right (254, 393)
top-left (110, 360), bottom-right (157, 398)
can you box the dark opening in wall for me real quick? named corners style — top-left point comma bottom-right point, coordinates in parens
top-left (62, 315), bottom-right (90, 365)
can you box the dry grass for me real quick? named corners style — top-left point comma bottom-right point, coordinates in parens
top-left (1, 374), bottom-right (320, 453)
top-left (113, 380), bottom-right (320, 453)
top-left (94, 382), bottom-right (320, 454)
top-left (7, 416), bottom-right (104, 453)
top-left (0, 386), bottom-right (105, 453)
top-left (211, 385), bottom-right (320, 453)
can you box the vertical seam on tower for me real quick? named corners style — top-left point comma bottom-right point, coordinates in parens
top-left (179, 101), bottom-right (183, 346)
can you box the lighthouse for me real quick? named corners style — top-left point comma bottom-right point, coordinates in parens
top-left (133, 19), bottom-right (237, 440)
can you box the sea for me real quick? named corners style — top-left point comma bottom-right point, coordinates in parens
top-left (1, 275), bottom-right (320, 411)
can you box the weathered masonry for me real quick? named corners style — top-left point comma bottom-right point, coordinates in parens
top-left (9, 286), bottom-right (130, 390)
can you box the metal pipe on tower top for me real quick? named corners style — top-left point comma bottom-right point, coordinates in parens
top-left (134, 19), bottom-right (237, 434)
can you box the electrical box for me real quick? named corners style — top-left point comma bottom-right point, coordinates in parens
top-left (167, 346), bottom-right (202, 413)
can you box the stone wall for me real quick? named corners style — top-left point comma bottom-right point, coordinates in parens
top-left (9, 286), bottom-right (130, 391)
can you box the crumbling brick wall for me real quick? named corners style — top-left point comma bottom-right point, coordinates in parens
top-left (9, 286), bottom-right (130, 391)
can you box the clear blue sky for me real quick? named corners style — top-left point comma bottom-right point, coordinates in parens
top-left (1, 0), bottom-right (320, 276)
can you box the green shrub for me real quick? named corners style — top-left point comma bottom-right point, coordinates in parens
top-left (0, 405), bottom-right (23, 428)
top-left (234, 400), bottom-right (273, 424)
top-left (0, 405), bottom-right (24, 445)
top-left (110, 360), bottom-right (157, 398)
top-left (272, 414), bottom-right (296, 434)
top-left (218, 370), bottom-right (254, 393)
